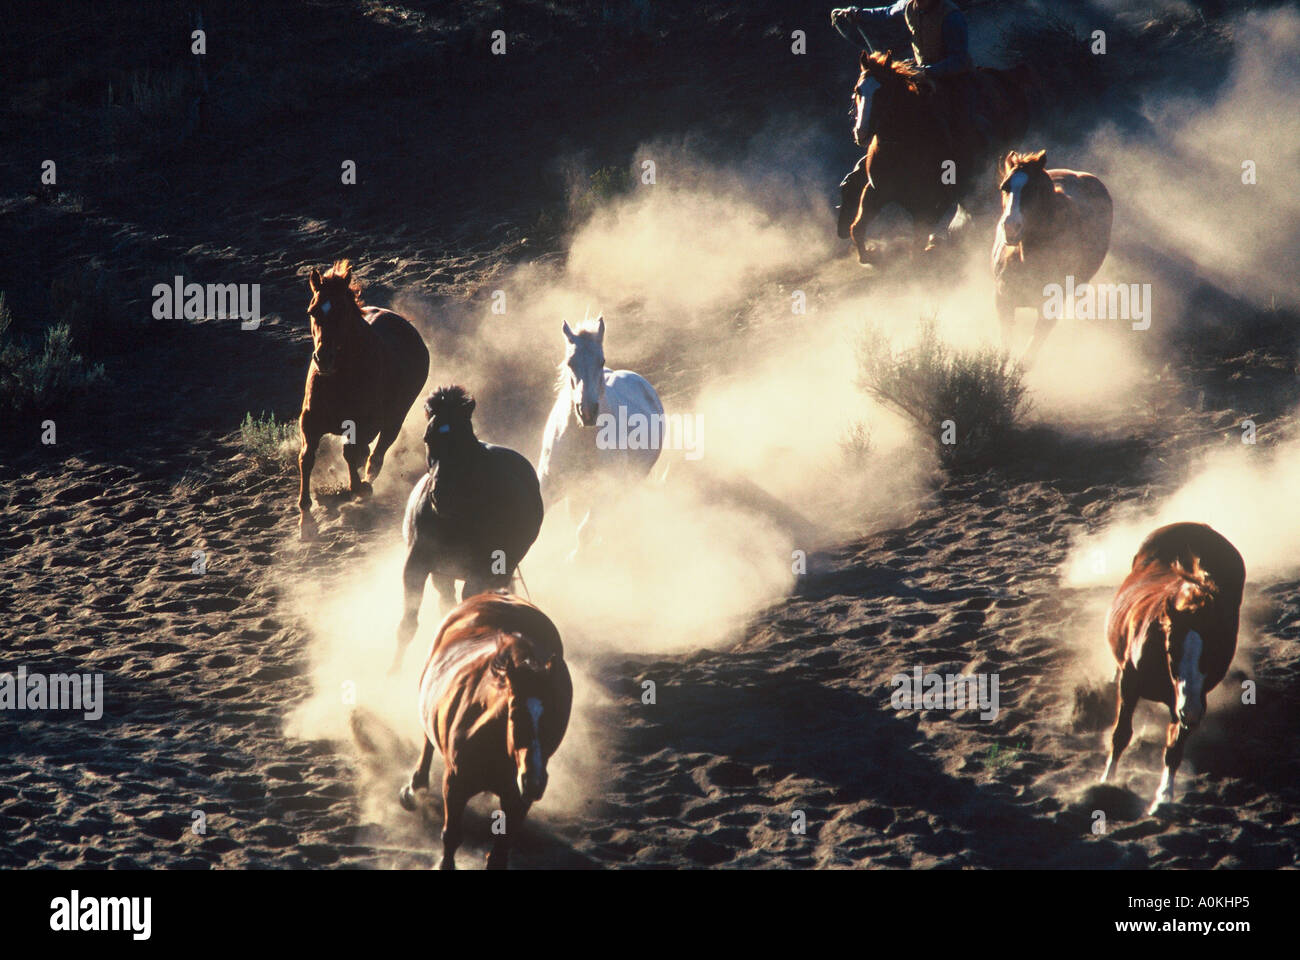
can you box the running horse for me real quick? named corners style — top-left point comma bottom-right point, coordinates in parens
top-left (391, 385), bottom-right (543, 674)
top-left (992, 150), bottom-right (1113, 367)
top-left (1100, 522), bottom-right (1245, 815)
top-left (847, 50), bottom-right (1035, 264)
top-left (296, 260), bottom-right (429, 540)
top-left (538, 313), bottom-right (664, 557)
top-left (399, 592), bottom-right (573, 870)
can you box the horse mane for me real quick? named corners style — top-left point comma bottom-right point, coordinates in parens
top-left (999, 149), bottom-right (1048, 182)
top-left (862, 50), bottom-right (928, 92)
top-left (320, 258), bottom-right (365, 308)
top-left (1167, 557), bottom-right (1219, 614)
top-left (445, 592), bottom-right (565, 661)
top-left (425, 384), bottom-right (476, 420)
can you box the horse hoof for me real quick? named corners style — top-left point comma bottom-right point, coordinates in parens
top-left (353, 482), bottom-right (373, 499)
top-left (299, 521), bottom-right (317, 542)
top-left (485, 854), bottom-right (508, 870)
top-left (856, 242), bottom-right (880, 266)
top-left (438, 856), bottom-right (456, 871)
top-left (398, 785), bottom-right (418, 811)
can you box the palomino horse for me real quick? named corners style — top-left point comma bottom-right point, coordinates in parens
top-left (847, 50), bottom-right (1034, 264)
top-left (1100, 522), bottom-right (1245, 815)
top-left (399, 591), bottom-right (572, 870)
top-left (391, 386), bottom-right (543, 674)
top-left (538, 314), bottom-right (664, 556)
top-left (297, 260), bottom-right (429, 540)
top-left (992, 150), bottom-right (1113, 368)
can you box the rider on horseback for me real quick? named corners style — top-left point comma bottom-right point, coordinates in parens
top-left (831, 0), bottom-right (987, 239)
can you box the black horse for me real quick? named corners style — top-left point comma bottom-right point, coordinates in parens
top-left (390, 386), bottom-right (544, 674)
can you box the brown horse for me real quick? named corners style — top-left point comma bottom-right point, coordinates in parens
top-left (296, 260), bottom-right (429, 539)
top-left (848, 50), bottom-right (1034, 264)
top-left (992, 150), bottom-right (1113, 367)
top-left (1100, 522), bottom-right (1245, 815)
top-left (399, 591), bottom-right (572, 869)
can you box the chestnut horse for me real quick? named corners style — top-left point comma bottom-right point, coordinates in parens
top-left (1100, 522), bottom-right (1245, 815)
top-left (992, 150), bottom-right (1113, 367)
top-left (297, 260), bottom-right (429, 539)
top-left (399, 591), bottom-right (572, 869)
top-left (848, 50), bottom-right (1034, 264)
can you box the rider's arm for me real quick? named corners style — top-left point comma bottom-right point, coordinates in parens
top-left (839, 1), bottom-right (910, 34)
top-left (917, 9), bottom-right (973, 77)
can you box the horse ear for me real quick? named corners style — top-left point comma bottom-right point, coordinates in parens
top-left (309, 268), bottom-right (322, 293)
top-left (595, 315), bottom-right (605, 340)
top-left (562, 320), bottom-right (576, 342)
top-left (859, 50), bottom-right (870, 68)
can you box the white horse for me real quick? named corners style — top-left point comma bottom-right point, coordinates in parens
top-left (538, 314), bottom-right (664, 554)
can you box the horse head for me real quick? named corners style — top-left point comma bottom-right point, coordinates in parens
top-left (853, 50), bottom-right (931, 148)
top-left (561, 314), bottom-right (606, 427)
top-left (307, 260), bottom-right (365, 376)
top-left (490, 632), bottom-right (563, 803)
top-left (997, 150), bottom-right (1051, 245)
top-left (422, 385), bottom-right (477, 467)
top-left (1159, 566), bottom-right (1221, 731)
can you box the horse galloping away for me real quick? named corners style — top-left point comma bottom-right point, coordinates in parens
top-left (399, 591), bottom-right (572, 870)
top-left (297, 260), bottom-right (429, 540)
top-left (992, 150), bottom-right (1112, 368)
top-left (1100, 522), bottom-right (1245, 815)
top-left (848, 50), bottom-right (1034, 264)
top-left (538, 314), bottom-right (664, 558)
top-left (392, 386), bottom-right (543, 674)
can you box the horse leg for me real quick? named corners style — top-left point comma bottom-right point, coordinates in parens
top-left (569, 506), bottom-right (597, 563)
top-left (364, 418), bottom-right (401, 486)
top-left (1023, 308), bottom-right (1056, 370)
top-left (399, 737), bottom-right (435, 810)
top-left (343, 429), bottom-right (371, 497)
top-left (1100, 668), bottom-right (1138, 784)
top-left (297, 416), bottom-right (321, 541)
top-left (430, 573), bottom-right (457, 610)
top-left (486, 795), bottom-right (529, 870)
top-left (995, 293), bottom-right (1016, 354)
top-left (838, 157), bottom-right (869, 240)
top-left (851, 185), bottom-right (886, 265)
top-left (439, 771), bottom-right (467, 870)
top-left (390, 545), bottom-right (429, 675)
top-left (1150, 719), bottom-right (1189, 815)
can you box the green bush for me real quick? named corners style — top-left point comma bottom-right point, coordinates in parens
top-left (856, 319), bottom-right (1028, 470)
top-left (0, 293), bottom-right (106, 414)
top-left (570, 165), bottom-right (633, 224)
top-left (239, 411), bottom-right (299, 463)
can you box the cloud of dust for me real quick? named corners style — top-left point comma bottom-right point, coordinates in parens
top-left (278, 132), bottom-right (960, 844)
top-left (1081, 8), bottom-right (1300, 309)
top-left (282, 10), bottom-right (1300, 837)
top-left (1062, 418), bottom-right (1300, 589)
